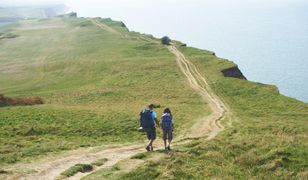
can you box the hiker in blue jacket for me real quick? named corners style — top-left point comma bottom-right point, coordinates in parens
top-left (160, 108), bottom-right (174, 150)
top-left (140, 104), bottom-right (158, 151)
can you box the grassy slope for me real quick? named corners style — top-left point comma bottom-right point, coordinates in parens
top-left (99, 46), bottom-right (308, 179)
top-left (0, 17), bottom-right (209, 165)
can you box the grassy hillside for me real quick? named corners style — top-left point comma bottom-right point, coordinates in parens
top-left (0, 17), bottom-right (210, 165)
top-left (94, 46), bottom-right (308, 179)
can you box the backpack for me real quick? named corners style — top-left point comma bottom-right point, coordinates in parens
top-left (161, 114), bottom-right (173, 130)
top-left (140, 109), bottom-right (154, 129)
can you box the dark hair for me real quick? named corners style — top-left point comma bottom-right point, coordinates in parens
top-left (148, 104), bottom-right (154, 109)
top-left (163, 108), bottom-right (172, 115)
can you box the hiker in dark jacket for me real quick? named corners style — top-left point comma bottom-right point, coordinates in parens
top-left (160, 108), bottom-right (174, 150)
top-left (140, 104), bottom-right (159, 151)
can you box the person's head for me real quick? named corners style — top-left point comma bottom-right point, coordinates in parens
top-left (163, 107), bottom-right (171, 115)
top-left (148, 104), bottom-right (154, 110)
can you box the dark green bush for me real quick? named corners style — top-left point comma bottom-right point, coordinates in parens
top-left (161, 36), bottom-right (171, 45)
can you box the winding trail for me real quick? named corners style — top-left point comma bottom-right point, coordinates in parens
top-left (90, 19), bottom-right (120, 35)
top-left (167, 45), bottom-right (229, 140)
top-left (2, 22), bottom-right (230, 180)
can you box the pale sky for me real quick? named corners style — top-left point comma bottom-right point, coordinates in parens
top-left (0, 0), bottom-right (302, 7)
top-left (0, 0), bottom-right (65, 6)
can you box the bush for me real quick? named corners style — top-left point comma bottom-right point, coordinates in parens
top-left (0, 94), bottom-right (44, 107)
top-left (161, 36), bottom-right (171, 45)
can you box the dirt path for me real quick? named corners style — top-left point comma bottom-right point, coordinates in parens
top-left (4, 144), bottom-right (143, 180)
top-left (167, 45), bottom-right (229, 139)
top-left (90, 19), bottom-right (120, 35)
top-left (2, 43), bottom-right (229, 179)
top-left (90, 18), bottom-right (158, 43)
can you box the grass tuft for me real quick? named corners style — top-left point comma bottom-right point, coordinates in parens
top-left (91, 158), bottom-right (108, 166)
top-left (0, 169), bottom-right (9, 174)
top-left (60, 164), bottom-right (93, 177)
top-left (111, 165), bottom-right (120, 171)
top-left (131, 153), bottom-right (147, 159)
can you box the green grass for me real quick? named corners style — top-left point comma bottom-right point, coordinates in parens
top-left (131, 153), bottom-right (147, 159)
top-left (91, 158), bottom-right (108, 166)
top-left (57, 158), bottom-right (107, 179)
top-left (102, 46), bottom-right (308, 179)
top-left (0, 32), bottom-right (18, 39)
top-left (59, 164), bottom-right (93, 178)
top-left (0, 17), bottom-right (209, 165)
top-left (83, 151), bottom-right (167, 180)
top-left (83, 165), bottom-right (121, 180)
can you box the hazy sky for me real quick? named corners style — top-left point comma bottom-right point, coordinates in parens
top-left (0, 0), bottom-right (303, 7)
top-left (0, 0), bottom-right (64, 6)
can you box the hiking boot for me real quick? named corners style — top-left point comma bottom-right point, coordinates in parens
top-left (167, 146), bottom-right (171, 151)
top-left (145, 146), bottom-right (150, 152)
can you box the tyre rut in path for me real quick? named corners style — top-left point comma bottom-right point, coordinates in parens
top-left (3, 45), bottom-right (229, 180)
top-left (90, 19), bottom-right (120, 35)
top-left (167, 45), bottom-right (229, 140)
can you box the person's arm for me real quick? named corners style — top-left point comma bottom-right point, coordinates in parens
top-left (139, 111), bottom-right (142, 127)
top-left (155, 117), bottom-right (159, 127)
top-left (153, 112), bottom-right (159, 126)
top-left (172, 116), bottom-right (174, 130)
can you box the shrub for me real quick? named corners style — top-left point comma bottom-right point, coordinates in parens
top-left (0, 94), bottom-right (44, 107)
top-left (161, 36), bottom-right (171, 45)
